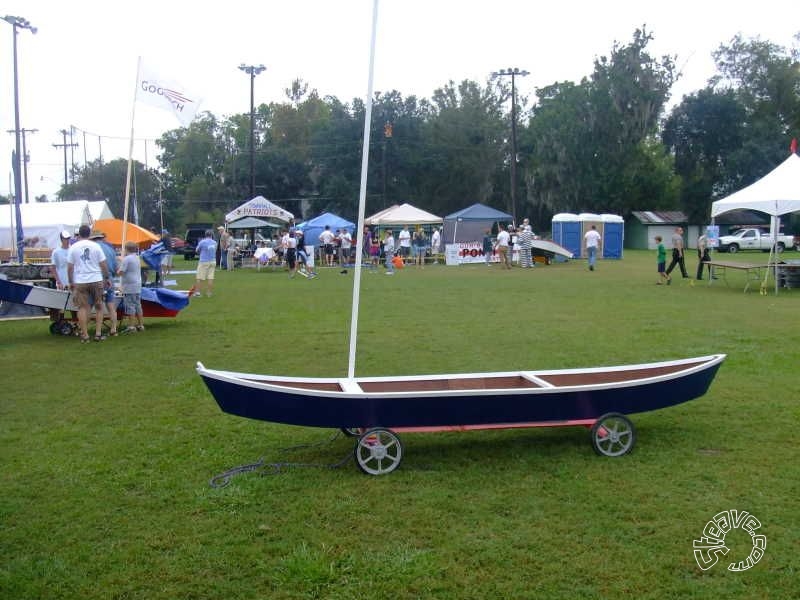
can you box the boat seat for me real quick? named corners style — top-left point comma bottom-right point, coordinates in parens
top-left (338, 379), bottom-right (363, 394)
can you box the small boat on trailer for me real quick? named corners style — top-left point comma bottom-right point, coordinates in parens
top-left (0, 277), bottom-right (191, 335)
top-left (196, 2), bottom-right (725, 476)
top-left (197, 354), bottom-right (725, 475)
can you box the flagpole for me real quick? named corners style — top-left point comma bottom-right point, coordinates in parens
top-left (121, 57), bottom-right (141, 256)
top-left (346, 0), bottom-right (380, 380)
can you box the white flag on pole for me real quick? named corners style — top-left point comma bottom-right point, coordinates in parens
top-left (136, 60), bottom-right (201, 127)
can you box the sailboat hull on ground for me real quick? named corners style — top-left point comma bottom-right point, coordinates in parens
top-left (197, 354), bottom-right (725, 429)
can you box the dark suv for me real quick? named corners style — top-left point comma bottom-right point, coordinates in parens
top-left (182, 224), bottom-right (213, 260)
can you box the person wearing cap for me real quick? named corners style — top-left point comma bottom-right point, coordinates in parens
top-left (90, 230), bottom-right (119, 337)
top-left (67, 224), bottom-right (111, 342)
top-left (160, 229), bottom-right (173, 278)
top-left (51, 230), bottom-right (72, 290)
top-left (195, 229), bottom-right (218, 297)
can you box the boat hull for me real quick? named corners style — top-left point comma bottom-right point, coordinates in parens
top-left (197, 355), bottom-right (724, 429)
top-left (0, 278), bottom-right (190, 318)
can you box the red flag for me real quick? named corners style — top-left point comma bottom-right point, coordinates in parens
top-left (791, 138), bottom-right (798, 154)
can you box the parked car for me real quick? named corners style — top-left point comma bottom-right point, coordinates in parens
top-left (716, 228), bottom-right (795, 254)
top-left (182, 223), bottom-right (213, 260)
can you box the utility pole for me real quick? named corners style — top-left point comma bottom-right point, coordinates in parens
top-left (52, 128), bottom-right (78, 188)
top-left (491, 67), bottom-right (529, 225)
top-left (6, 127), bottom-right (37, 203)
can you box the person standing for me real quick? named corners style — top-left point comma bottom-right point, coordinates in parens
top-left (655, 235), bottom-right (670, 285)
top-left (194, 230), bottom-right (218, 297)
top-left (584, 225), bottom-right (601, 271)
top-left (51, 230), bottom-right (72, 290)
top-left (319, 225), bottom-right (335, 267)
top-left (696, 232), bottom-right (711, 281)
top-left (160, 229), bottom-right (173, 278)
top-left (518, 225), bottom-right (534, 268)
top-left (67, 224), bottom-right (111, 343)
top-left (398, 225), bottom-right (411, 263)
top-left (285, 231), bottom-right (298, 278)
top-left (339, 229), bottom-right (353, 267)
top-left (413, 227), bottom-right (427, 268)
top-left (383, 229), bottom-right (396, 275)
top-left (119, 241), bottom-right (145, 332)
top-left (218, 226), bottom-right (232, 270)
top-left (431, 227), bottom-right (442, 264)
top-left (482, 228), bottom-right (494, 266)
top-left (665, 226), bottom-right (689, 279)
top-left (90, 231), bottom-right (119, 337)
top-left (494, 226), bottom-right (511, 269)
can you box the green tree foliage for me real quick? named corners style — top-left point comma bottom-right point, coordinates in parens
top-left (55, 30), bottom-right (794, 234)
top-left (524, 27), bottom-right (678, 219)
top-left (663, 33), bottom-right (799, 221)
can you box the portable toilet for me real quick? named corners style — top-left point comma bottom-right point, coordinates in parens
top-left (551, 213), bottom-right (581, 258)
top-left (600, 213), bottom-right (624, 258)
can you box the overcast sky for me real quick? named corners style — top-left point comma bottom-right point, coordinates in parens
top-left (1, 0), bottom-right (797, 202)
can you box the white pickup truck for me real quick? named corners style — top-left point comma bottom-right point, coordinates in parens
top-left (716, 228), bottom-right (796, 254)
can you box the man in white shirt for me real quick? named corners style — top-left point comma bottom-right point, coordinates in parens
top-left (431, 227), bottom-right (442, 263)
top-left (339, 229), bottom-right (352, 267)
top-left (67, 224), bottom-right (111, 342)
top-left (584, 225), bottom-right (602, 271)
top-left (494, 227), bottom-right (511, 270)
top-left (398, 225), bottom-right (412, 262)
top-left (319, 226), bottom-right (336, 267)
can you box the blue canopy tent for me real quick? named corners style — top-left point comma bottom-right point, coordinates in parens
top-left (301, 212), bottom-right (356, 247)
top-left (442, 203), bottom-right (513, 244)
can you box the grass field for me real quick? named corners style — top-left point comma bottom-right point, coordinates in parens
top-left (1, 250), bottom-right (798, 599)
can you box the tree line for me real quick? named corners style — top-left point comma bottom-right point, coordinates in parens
top-left (52, 29), bottom-right (799, 234)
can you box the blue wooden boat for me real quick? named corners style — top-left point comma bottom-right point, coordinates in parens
top-left (197, 354), bottom-right (725, 474)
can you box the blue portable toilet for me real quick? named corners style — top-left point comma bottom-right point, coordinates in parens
top-left (552, 213), bottom-right (581, 258)
top-left (600, 214), bottom-right (624, 258)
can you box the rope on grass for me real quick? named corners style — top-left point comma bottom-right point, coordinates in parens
top-left (209, 430), bottom-right (352, 488)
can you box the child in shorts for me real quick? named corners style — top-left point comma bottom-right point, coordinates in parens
top-left (118, 241), bottom-right (145, 331)
top-left (655, 236), bottom-right (670, 285)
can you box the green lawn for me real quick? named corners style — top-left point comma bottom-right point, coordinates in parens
top-left (1, 250), bottom-right (798, 599)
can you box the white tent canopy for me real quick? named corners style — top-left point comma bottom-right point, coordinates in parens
top-left (366, 203), bottom-right (442, 225)
top-left (711, 154), bottom-right (800, 219)
top-left (710, 153), bottom-right (800, 294)
top-left (225, 196), bottom-right (294, 224)
top-left (1, 200), bottom-right (94, 249)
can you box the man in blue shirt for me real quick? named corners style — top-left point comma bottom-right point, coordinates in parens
top-left (195, 230), bottom-right (218, 297)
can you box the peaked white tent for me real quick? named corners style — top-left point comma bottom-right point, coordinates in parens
top-left (225, 196), bottom-right (294, 224)
top-left (1, 200), bottom-right (93, 249)
top-left (711, 153), bottom-right (800, 293)
top-left (366, 203), bottom-right (442, 225)
top-left (711, 154), bottom-right (800, 219)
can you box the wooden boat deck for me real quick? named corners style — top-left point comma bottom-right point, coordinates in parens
top-left (241, 359), bottom-right (707, 394)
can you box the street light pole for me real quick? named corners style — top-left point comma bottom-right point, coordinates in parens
top-left (2, 15), bottom-right (36, 261)
top-left (238, 64), bottom-right (266, 199)
top-left (491, 67), bottom-right (529, 225)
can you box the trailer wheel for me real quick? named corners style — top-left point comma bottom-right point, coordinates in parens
top-left (591, 413), bottom-right (636, 457)
top-left (354, 428), bottom-right (403, 475)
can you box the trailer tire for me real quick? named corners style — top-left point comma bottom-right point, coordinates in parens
top-left (591, 413), bottom-right (636, 457)
top-left (354, 428), bottom-right (403, 475)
